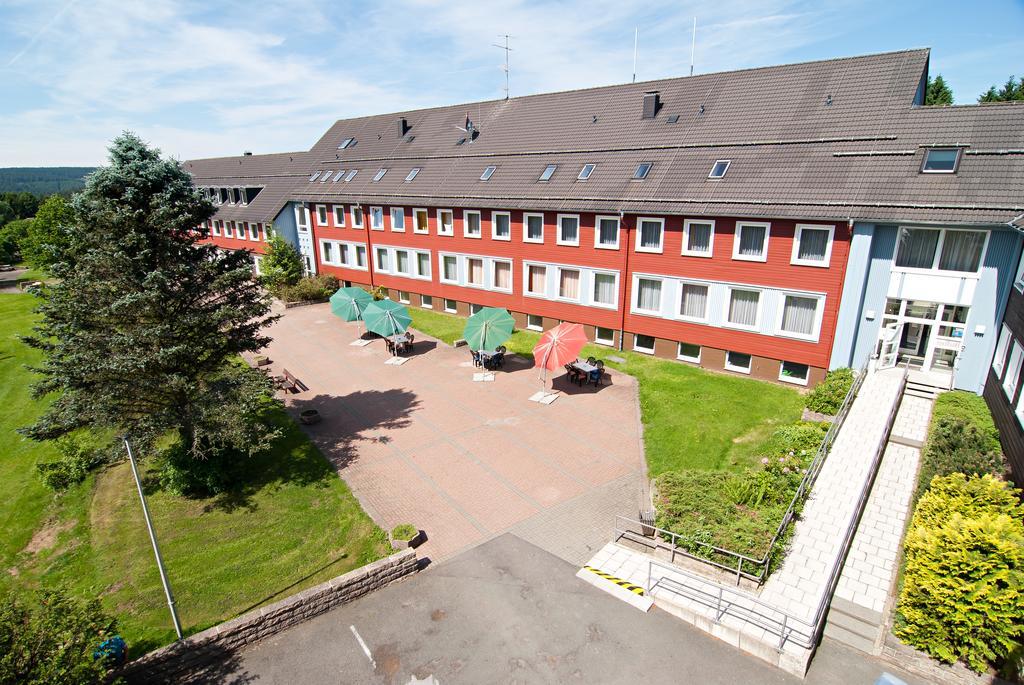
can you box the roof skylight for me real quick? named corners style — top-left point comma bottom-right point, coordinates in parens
top-left (309, 171), bottom-right (322, 182)
top-left (480, 165), bottom-right (496, 181)
top-left (405, 168), bottom-right (420, 182)
top-left (344, 170), bottom-right (358, 182)
top-left (539, 164), bottom-right (557, 181)
top-left (633, 162), bottom-right (652, 180)
top-left (332, 170), bottom-right (346, 182)
top-left (708, 160), bottom-right (731, 179)
top-left (372, 168), bottom-right (388, 182)
top-left (577, 163), bottom-right (596, 180)
top-left (338, 137), bottom-right (355, 149)
top-left (922, 148), bottom-right (961, 173)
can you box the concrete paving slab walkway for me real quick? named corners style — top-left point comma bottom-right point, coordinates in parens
top-left (256, 302), bottom-right (646, 565)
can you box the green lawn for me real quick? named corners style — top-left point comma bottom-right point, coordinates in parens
top-left (1, 293), bottom-right (389, 654)
top-left (409, 308), bottom-right (804, 475)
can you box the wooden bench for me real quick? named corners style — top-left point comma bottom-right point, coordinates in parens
top-left (276, 368), bottom-right (308, 394)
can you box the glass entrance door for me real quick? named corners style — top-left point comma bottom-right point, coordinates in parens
top-left (879, 298), bottom-right (966, 375)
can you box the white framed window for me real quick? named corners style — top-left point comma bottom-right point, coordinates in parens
top-left (320, 241), bottom-right (364, 269)
top-left (354, 245), bottom-right (367, 268)
top-left (321, 241), bottom-right (335, 264)
top-left (595, 327), bottom-right (615, 346)
top-left (237, 222), bottom-right (247, 239)
top-left (682, 219), bottom-right (714, 257)
top-left (309, 171), bottom-right (322, 182)
top-left (441, 255), bottom-right (459, 283)
top-left (708, 159), bottom-right (730, 179)
top-left (333, 206), bottom-right (346, 227)
top-left (437, 209), bottom-right (454, 236)
top-left (780, 361), bottom-right (810, 386)
top-left (1015, 252), bottom-right (1024, 293)
top-left (634, 277), bottom-right (663, 315)
top-left (332, 170), bottom-right (346, 182)
top-left (526, 264), bottom-right (547, 296)
top-left (315, 204), bottom-right (328, 225)
top-left (421, 295), bottom-right (433, 309)
top-left (633, 162), bottom-right (653, 180)
top-left (726, 288), bottom-right (761, 330)
top-left (492, 259), bottom-right (512, 291)
top-left (994, 324), bottom-right (1012, 377)
top-left (375, 247), bottom-right (389, 272)
top-left (539, 164), bottom-right (557, 181)
top-left (405, 168), bottom-right (420, 182)
top-left (395, 249), bottom-right (412, 275)
top-left (921, 148), bottom-right (961, 174)
top-left (470, 303), bottom-right (484, 315)
top-left (725, 351), bottom-right (752, 374)
top-left (372, 168), bottom-right (388, 182)
top-left (413, 208), bottom-right (429, 234)
top-left (778, 293), bottom-right (823, 340)
top-left (211, 220), bottom-right (221, 237)
top-left (578, 163), bottom-right (596, 180)
top-left (416, 252), bottom-right (431, 279)
top-left (398, 290), bottom-right (411, 304)
top-left (636, 218), bottom-right (664, 253)
top-left (677, 342), bottom-right (701, 363)
top-left (492, 211), bottom-right (511, 241)
top-left (557, 268), bottom-right (581, 301)
top-left (557, 214), bottom-right (580, 246)
top-left (634, 334), bottom-right (655, 354)
top-left (444, 298), bottom-right (458, 313)
top-left (791, 224), bottom-right (834, 267)
top-left (466, 258), bottom-right (485, 287)
top-left (1003, 341), bottom-right (1023, 400)
top-left (527, 314), bottom-right (543, 331)
top-left (894, 228), bottom-right (986, 274)
top-left (370, 206), bottom-right (384, 230)
top-left (524, 213), bottom-right (544, 244)
top-left (592, 272), bottom-right (617, 308)
top-left (733, 222), bottom-right (770, 262)
top-left (344, 169), bottom-right (358, 182)
top-left (677, 282), bottom-right (709, 321)
top-left (595, 216), bottom-right (620, 249)
top-left (249, 223), bottom-right (259, 240)
top-left (480, 165), bottom-right (496, 181)
top-left (390, 207), bottom-right (406, 232)
top-left (351, 206), bottom-right (364, 228)
top-left (296, 205), bottom-right (310, 230)
top-left (464, 210), bottom-right (481, 238)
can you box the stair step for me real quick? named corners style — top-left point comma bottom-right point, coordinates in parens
top-left (823, 621), bottom-right (879, 654)
top-left (830, 597), bottom-right (883, 624)
top-left (826, 606), bottom-right (881, 640)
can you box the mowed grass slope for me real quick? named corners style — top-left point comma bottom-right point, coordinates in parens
top-left (409, 307), bottom-right (804, 475)
top-left (1, 293), bottom-right (389, 653)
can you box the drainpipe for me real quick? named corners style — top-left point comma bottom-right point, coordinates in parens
top-left (362, 203), bottom-right (377, 291)
top-left (618, 209), bottom-right (630, 352)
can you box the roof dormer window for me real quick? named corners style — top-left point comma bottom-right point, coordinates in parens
top-left (708, 159), bottom-right (731, 179)
top-left (480, 165), bottom-right (496, 181)
top-left (922, 147), bottom-right (961, 174)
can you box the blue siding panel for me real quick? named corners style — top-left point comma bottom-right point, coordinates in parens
top-left (830, 223), bottom-right (875, 368)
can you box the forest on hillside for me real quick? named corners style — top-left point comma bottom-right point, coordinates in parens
top-left (0, 167), bottom-right (96, 195)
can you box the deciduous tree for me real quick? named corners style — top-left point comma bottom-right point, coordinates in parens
top-left (260, 232), bottom-right (304, 292)
top-left (20, 195), bottom-right (75, 269)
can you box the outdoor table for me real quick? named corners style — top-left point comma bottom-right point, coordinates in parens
top-left (477, 349), bottom-right (498, 361)
top-left (571, 360), bottom-right (598, 374)
top-left (388, 333), bottom-right (411, 355)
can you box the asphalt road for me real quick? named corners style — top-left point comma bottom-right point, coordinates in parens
top-left (210, 534), bottom-right (925, 685)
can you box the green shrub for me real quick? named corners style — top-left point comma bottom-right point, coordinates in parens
top-left (918, 391), bottom-right (1007, 499)
top-left (277, 274), bottom-right (338, 303)
top-left (260, 234), bottom-right (304, 291)
top-left (757, 421), bottom-right (829, 461)
top-left (804, 367), bottom-right (854, 415)
top-left (896, 474), bottom-right (1024, 673)
top-left (391, 524), bottom-right (418, 541)
top-left (35, 435), bottom-right (107, 491)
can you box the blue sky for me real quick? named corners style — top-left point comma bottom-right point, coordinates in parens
top-left (1, 0), bottom-right (1022, 166)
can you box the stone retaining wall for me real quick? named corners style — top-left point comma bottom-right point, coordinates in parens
top-left (118, 548), bottom-right (418, 683)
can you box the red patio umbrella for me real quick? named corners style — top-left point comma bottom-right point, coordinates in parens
top-left (533, 322), bottom-right (588, 389)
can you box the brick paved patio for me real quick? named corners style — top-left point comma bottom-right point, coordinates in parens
top-left (255, 302), bottom-right (646, 564)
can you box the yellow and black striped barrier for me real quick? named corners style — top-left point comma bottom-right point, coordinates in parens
top-left (583, 566), bottom-right (645, 596)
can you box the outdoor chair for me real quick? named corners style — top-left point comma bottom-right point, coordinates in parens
top-left (385, 338), bottom-right (396, 355)
top-left (471, 350), bottom-right (481, 367)
top-left (587, 356), bottom-right (597, 365)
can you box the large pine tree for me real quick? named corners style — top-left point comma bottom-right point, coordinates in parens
top-left (23, 133), bottom-right (278, 465)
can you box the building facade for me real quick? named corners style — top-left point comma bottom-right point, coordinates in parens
top-left (185, 48), bottom-right (1024, 392)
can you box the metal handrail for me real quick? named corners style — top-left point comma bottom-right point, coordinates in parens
top-left (639, 365), bottom-right (909, 653)
top-left (627, 362), bottom-right (869, 584)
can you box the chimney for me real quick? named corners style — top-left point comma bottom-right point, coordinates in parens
top-left (642, 91), bottom-right (660, 119)
top-left (398, 117), bottom-right (410, 137)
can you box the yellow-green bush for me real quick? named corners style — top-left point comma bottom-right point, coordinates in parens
top-left (896, 474), bottom-right (1024, 672)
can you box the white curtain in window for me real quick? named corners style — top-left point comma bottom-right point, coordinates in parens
top-left (527, 216), bottom-right (543, 240)
top-left (679, 284), bottom-right (708, 319)
top-left (797, 229), bottom-right (830, 262)
top-left (895, 228), bottom-right (939, 268)
top-left (593, 273), bottom-right (615, 304)
top-left (417, 253), bottom-right (430, 277)
top-left (444, 256), bottom-right (457, 281)
top-left (377, 249), bottom-right (388, 270)
top-left (687, 223), bottom-right (712, 253)
top-left (738, 225), bottom-right (766, 256)
top-left (440, 212), bottom-right (452, 233)
top-left (528, 265), bottom-right (546, 293)
top-left (781, 296), bottom-right (818, 335)
top-left (560, 217), bottom-right (579, 243)
top-left (637, 278), bottom-right (662, 311)
top-left (323, 242), bottom-right (334, 263)
top-left (640, 221), bottom-right (662, 249)
top-left (494, 261), bottom-right (511, 289)
top-left (355, 246), bottom-right (366, 266)
top-left (495, 214), bottom-right (510, 237)
top-left (598, 219), bottom-right (618, 245)
top-left (469, 259), bottom-right (484, 284)
top-left (466, 213), bottom-right (480, 235)
top-left (339, 244), bottom-right (349, 265)
top-left (939, 231), bottom-right (985, 272)
top-left (396, 250), bottom-right (410, 273)
top-left (559, 269), bottom-right (580, 299)
top-left (728, 289), bottom-right (760, 326)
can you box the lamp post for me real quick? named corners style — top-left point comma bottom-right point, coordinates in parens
top-left (122, 436), bottom-right (183, 640)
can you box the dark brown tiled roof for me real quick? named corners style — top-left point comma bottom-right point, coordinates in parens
top-left (188, 49), bottom-right (1024, 227)
top-left (183, 151), bottom-right (312, 223)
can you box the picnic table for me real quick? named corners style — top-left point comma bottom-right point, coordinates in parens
top-left (570, 360), bottom-right (598, 374)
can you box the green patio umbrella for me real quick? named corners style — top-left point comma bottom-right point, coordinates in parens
top-left (361, 299), bottom-right (412, 338)
top-left (463, 307), bottom-right (515, 352)
top-left (330, 286), bottom-right (373, 322)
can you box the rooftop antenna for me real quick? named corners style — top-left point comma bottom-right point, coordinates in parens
top-left (690, 17), bottom-right (696, 76)
top-left (632, 27), bottom-right (638, 83)
top-left (492, 34), bottom-right (514, 99)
